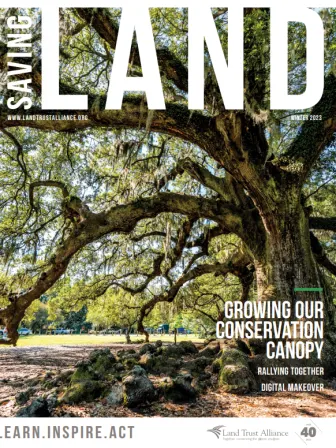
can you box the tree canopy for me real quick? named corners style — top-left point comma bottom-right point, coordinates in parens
top-left (0, 7), bottom-right (336, 345)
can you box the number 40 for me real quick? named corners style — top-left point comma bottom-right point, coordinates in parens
top-left (301, 427), bottom-right (317, 438)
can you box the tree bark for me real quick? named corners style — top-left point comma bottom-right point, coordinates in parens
top-left (252, 192), bottom-right (335, 332)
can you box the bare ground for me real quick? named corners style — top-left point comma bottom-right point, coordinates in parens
top-left (1, 344), bottom-right (336, 418)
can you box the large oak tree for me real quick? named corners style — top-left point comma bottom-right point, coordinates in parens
top-left (0, 8), bottom-right (336, 364)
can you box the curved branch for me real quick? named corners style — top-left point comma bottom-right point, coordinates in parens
top-left (29, 180), bottom-right (70, 210)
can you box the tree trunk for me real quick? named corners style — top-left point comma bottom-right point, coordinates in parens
top-left (125, 329), bottom-right (131, 344)
top-left (243, 192), bottom-right (336, 376)
top-left (255, 200), bottom-right (335, 326)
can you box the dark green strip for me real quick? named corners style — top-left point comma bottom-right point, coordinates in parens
top-left (294, 288), bottom-right (323, 292)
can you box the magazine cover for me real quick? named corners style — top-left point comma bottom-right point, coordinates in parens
top-left (0, 1), bottom-right (335, 446)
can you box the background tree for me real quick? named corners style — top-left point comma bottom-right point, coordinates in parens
top-left (24, 301), bottom-right (49, 333)
top-left (86, 290), bottom-right (139, 343)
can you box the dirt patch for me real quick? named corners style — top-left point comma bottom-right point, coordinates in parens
top-left (0, 344), bottom-right (139, 417)
top-left (1, 344), bottom-right (336, 418)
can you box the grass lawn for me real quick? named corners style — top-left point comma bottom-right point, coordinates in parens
top-left (1, 333), bottom-right (204, 347)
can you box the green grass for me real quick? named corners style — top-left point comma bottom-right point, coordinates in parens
top-left (1, 333), bottom-right (204, 347)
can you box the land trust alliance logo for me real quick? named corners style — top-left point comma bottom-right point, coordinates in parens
top-left (207, 426), bottom-right (225, 439)
top-left (207, 425), bottom-right (289, 442)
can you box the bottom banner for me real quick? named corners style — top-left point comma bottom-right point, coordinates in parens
top-left (0, 417), bottom-right (333, 447)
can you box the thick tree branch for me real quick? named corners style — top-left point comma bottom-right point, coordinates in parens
top-left (309, 216), bottom-right (336, 232)
top-left (179, 158), bottom-right (231, 200)
top-left (310, 232), bottom-right (336, 277)
top-left (0, 96), bottom-right (221, 154)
